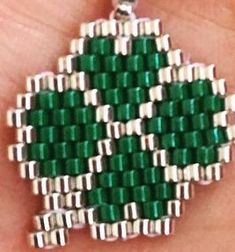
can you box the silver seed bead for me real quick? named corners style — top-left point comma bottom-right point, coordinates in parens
top-left (114, 37), bottom-right (132, 55)
top-left (167, 49), bottom-right (183, 67)
top-left (70, 72), bottom-right (90, 91)
top-left (32, 177), bottom-right (54, 195)
top-left (28, 231), bottom-right (50, 249)
top-left (33, 212), bottom-right (56, 232)
top-left (88, 155), bottom-right (106, 173)
top-left (70, 38), bottom-right (87, 54)
top-left (90, 223), bottom-right (114, 241)
top-left (96, 105), bottom-right (114, 123)
top-left (155, 34), bottom-right (171, 52)
top-left (50, 228), bottom-right (69, 247)
top-left (126, 119), bottom-right (144, 136)
top-left (84, 89), bottom-right (102, 106)
top-left (43, 193), bottom-right (65, 211)
top-left (139, 102), bottom-right (157, 118)
top-left (141, 134), bottom-right (159, 151)
top-left (7, 108), bottom-right (27, 128)
top-left (75, 173), bottom-right (96, 191)
top-left (98, 139), bottom-right (116, 156)
top-left (153, 149), bottom-right (169, 167)
top-left (17, 126), bottom-right (37, 144)
top-left (167, 200), bottom-right (184, 218)
top-left (55, 210), bottom-right (76, 229)
top-left (77, 207), bottom-right (98, 225)
top-left (54, 176), bottom-right (71, 194)
top-left (19, 161), bottom-right (40, 180)
top-left (106, 122), bottom-right (126, 139)
top-left (111, 221), bottom-right (129, 239)
top-left (211, 79), bottom-right (226, 96)
top-left (124, 202), bottom-right (140, 220)
top-left (65, 191), bottom-right (85, 209)
top-left (175, 182), bottom-right (194, 200)
top-left (218, 144), bottom-right (232, 163)
top-left (17, 93), bottom-right (36, 110)
top-left (8, 143), bottom-right (27, 162)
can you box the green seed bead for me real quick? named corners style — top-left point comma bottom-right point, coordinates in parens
top-left (143, 201), bottom-right (164, 219)
top-left (206, 128), bottom-right (228, 145)
top-left (99, 204), bottom-right (122, 223)
top-left (79, 55), bottom-right (100, 72)
top-left (37, 91), bottom-right (59, 109)
top-left (28, 110), bottom-right (49, 127)
top-left (184, 131), bottom-right (203, 148)
top-left (74, 107), bottom-right (95, 124)
top-left (41, 160), bottom-right (63, 177)
top-left (85, 123), bottom-right (105, 141)
top-left (109, 154), bottom-right (128, 172)
top-left (203, 96), bottom-right (225, 113)
top-left (52, 109), bottom-right (71, 126)
top-left (136, 71), bottom-right (155, 88)
top-left (39, 126), bottom-right (59, 143)
top-left (132, 152), bottom-right (151, 169)
top-left (132, 185), bottom-right (151, 203)
top-left (127, 55), bottom-right (144, 72)
top-left (133, 37), bottom-right (155, 54)
top-left (171, 116), bottom-right (189, 133)
top-left (143, 167), bottom-right (162, 185)
top-left (147, 117), bottom-right (168, 134)
top-left (110, 187), bottom-right (130, 205)
top-left (98, 172), bottom-right (120, 188)
top-left (105, 55), bottom-right (123, 72)
top-left (154, 183), bottom-right (173, 200)
top-left (192, 113), bottom-right (211, 130)
top-left (54, 142), bottom-right (72, 159)
top-left (88, 188), bottom-right (108, 205)
top-left (161, 133), bottom-right (180, 149)
top-left (159, 101), bottom-right (179, 117)
top-left (123, 170), bottom-right (141, 187)
top-left (116, 103), bottom-right (137, 121)
top-left (65, 158), bottom-right (86, 175)
top-left (172, 148), bottom-right (192, 166)
top-left (196, 146), bottom-right (217, 165)
top-left (182, 98), bottom-right (200, 115)
top-left (168, 82), bottom-right (188, 100)
top-left (116, 72), bottom-right (133, 88)
top-left (118, 136), bottom-right (139, 154)
top-left (29, 143), bottom-right (50, 161)
top-left (105, 88), bottom-right (124, 105)
top-left (76, 141), bottom-right (96, 158)
top-left (93, 73), bottom-right (113, 90)
top-left (89, 38), bottom-right (113, 55)
top-left (62, 91), bottom-right (83, 108)
top-left (62, 125), bottom-right (82, 142)
top-left (191, 80), bottom-right (212, 97)
top-left (128, 87), bottom-right (147, 104)
top-left (147, 53), bottom-right (168, 70)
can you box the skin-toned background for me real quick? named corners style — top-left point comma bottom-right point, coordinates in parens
top-left (0, 0), bottom-right (235, 251)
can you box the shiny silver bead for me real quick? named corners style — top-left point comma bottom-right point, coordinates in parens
top-left (159, 66), bottom-right (174, 84)
top-left (16, 93), bottom-right (36, 110)
top-left (141, 134), bottom-right (159, 151)
top-left (213, 111), bottom-right (228, 127)
top-left (32, 177), bottom-right (54, 195)
top-left (43, 193), bottom-right (65, 210)
top-left (175, 182), bottom-right (194, 200)
top-left (183, 164), bottom-right (200, 182)
top-left (50, 228), bottom-right (69, 247)
top-left (112, 221), bottom-right (129, 239)
top-left (8, 143), bottom-right (27, 162)
top-left (75, 173), bottom-right (96, 191)
top-left (65, 191), bottom-right (85, 209)
top-left (155, 34), bottom-right (171, 52)
top-left (90, 223), bottom-right (114, 241)
top-left (70, 37), bottom-right (87, 54)
top-left (88, 155), bottom-right (106, 173)
top-left (126, 119), bottom-right (144, 136)
top-left (225, 94), bottom-right (235, 112)
top-left (17, 126), bottom-right (37, 143)
top-left (96, 105), bottom-right (114, 123)
top-left (164, 165), bottom-right (180, 182)
top-left (77, 207), bottom-right (98, 225)
top-left (114, 37), bottom-right (132, 55)
top-left (218, 144), bottom-right (232, 163)
top-left (106, 121), bottom-right (126, 139)
top-left (7, 108), bottom-right (27, 128)
top-left (98, 139), bottom-right (116, 156)
top-left (199, 163), bottom-right (223, 184)
top-left (58, 54), bottom-right (78, 74)
top-left (70, 72), bottom-right (90, 91)
top-left (211, 79), bottom-right (226, 96)
top-left (84, 89), bottom-right (102, 106)
top-left (19, 161), bottom-right (40, 180)
top-left (54, 176), bottom-right (71, 194)
top-left (124, 202), bottom-right (140, 220)
top-left (139, 19), bottom-right (162, 36)
top-left (167, 49), bottom-right (183, 67)
top-left (28, 231), bottom-right (50, 249)
top-left (33, 212), bottom-right (56, 232)
top-left (153, 150), bottom-right (169, 167)
top-left (55, 210), bottom-right (76, 229)
top-left (167, 200), bottom-right (184, 218)
top-left (139, 102), bottom-right (157, 119)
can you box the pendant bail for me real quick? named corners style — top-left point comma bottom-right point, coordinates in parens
top-left (111, 0), bottom-right (139, 20)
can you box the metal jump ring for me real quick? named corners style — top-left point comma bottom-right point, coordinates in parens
top-left (111, 0), bottom-right (138, 20)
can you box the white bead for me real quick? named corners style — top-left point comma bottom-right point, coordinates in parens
top-left (153, 150), bottom-right (169, 167)
top-left (98, 139), bottom-right (116, 156)
top-left (149, 85), bottom-right (166, 102)
top-left (167, 49), bottom-right (183, 67)
top-left (213, 111), bottom-right (228, 127)
top-left (54, 176), bottom-right (71, 194)
top-left (124, 202), bottom-right (140, 220)
top-left (84, 89), bottom-right (102, 106)
top-left (126, 119), bottom-right (144, 136)
top-left (106, 122), bottom-right (126, 139)
top-left (28, 231), bottom-right (50, 249)
top-left (32, 178), bottom-right (54, 195)
top-left (175, 182), bottom-right (193, 200)
top-left (139, 102), bottom-right (157, 119)
top-left (17, 93), bottom-right (36, 110)
top-left (159, 67), bottom-right (174, 84)
top-left (88, 155), bottom-right (106, 173)
top-left (218, 144), bottom-right (232, 163)
top-left (75, 173), bottom-right (96, 191)
top-left (70, 72), bottom-right (90, 91)
top-left (33, 212), bottom-right (56, 231)
top-left (164, 165), bottom-right (179, 182)
top-left (141, 134), bottom-right (159, 151)
top-left (77, 207), bottom-right (98, 225)
top-left (17, 126), bottom-right (36, 143)
top-left (8, 143), bottom-right (27, 162)
top-left (70, 38), bottom-right (87, 54)
top-left (155, 34), bottom-right (171, 52)
top-left (26, 72), bottom-right (54, 92)
top-left (225, 94), bottom-right (235, 112)
top-left (96, 105), bottom-right (114, 123)
top-left (65, 191), bottom-right (85, 209)
top-left (19, 161), bottom-right (40, 180)
top-left (211, 79), bottom-right (226, 96)
top-left (167, 200), bottom-right (184, 218)
top-left (58, 54), bottom-right (78, 74)
top-left (50, 228), bottom-right (69, 247)
top-left (115, 37), bottom-right (132, 55)
top-left (7, 108), bottom-right (27, 128)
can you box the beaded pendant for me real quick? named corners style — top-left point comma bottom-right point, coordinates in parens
top-left (7, 0), bottom-right (235, 249)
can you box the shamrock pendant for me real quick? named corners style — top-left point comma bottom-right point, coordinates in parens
top-left (7, 0), bottom-right (235, 249)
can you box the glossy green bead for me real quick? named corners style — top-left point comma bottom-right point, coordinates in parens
top-left (143, 201), bottom-right (164, 219)
top-left (99, 204), bottom-right (122, 223)
top-left (192, 113), bottom-right (211, 130)
top-left (159, 101), bottom-right (179, 117)
top-left (104, 88), bottom-right (124, 105)
top-left (147, 117), bottom-right (168, 134)
top-left (109, 154), bottom-right (128, 172)
top-left (182, 98), bottom-right (200, 115)
top-left (123, 170), bottom-right (141, 187)
top-left (37, 91), bottom-right (59, 109)
top-left (74, 107), bottom-right (95, 124)
top-left (132, 152), bottom-right (151, 169)
top-left (93, 73), bottom-right (113, 90)
top-left (39, 126), bottom-right (59, 143)
top-left (85, 123), bottom-right (105, 141)
top-left (128, 87), bottom-right (147, 104)
top-left (89, 38), bottom-right (113, 55)
top-left (133, 37), bottom-right (155, 54)
top-left (52, 109), bottom-right (71, 126)
top-left (132, 185), bottom-right (151, 203)
top-left (62, 125), bottom-right (82, 142)
top-left (105, 55), bottom-right (123, 72)
top-left (171, 116), bottom-right (189, 133)
top-left (154, 183), bottom-right (173, 200)
top-left (191, 80), bottom-right (212, 97)
top-left (65, 158), bottom-right (86, 175)
top-left (206, 128), bottom-right (228, 145)
top-left (136, 71), bottom-right (155, 88)
top-left (143, 167), bottom-right (162, 185)
top-left (110, 187), bottom-right (130, 205)
top-left (203, 96), bottom-right (225, 113)
top-left (168, 82), bottom-right (188, 100)
top-left (172, 148), bottom-right (192, 166)
top-left (126, 55), bottom-right (144, 72)
top-left (54, 142), bottom-right (72, 159)
top-left (196, 146), bottom-right (217, 165)
top-left (29, 143), bottom-right (50, 161)
top-left (41, 160), bottom-right (63, 177)
top-left (147, 53), bottom-right (168, 70)
top-left (161, 133), bottom-right (180, 149)
top-left (98, 172), bottom-right (119, 188)
top-left (76, 141), bottom-right (96, 158)
top-left (28, 110), bottom-right (49, 127)
top-left (79, 55), bottom-right (100, 72)
top-left (62, 91), bottom-right (83, 108)
top-left (118, 136), bottom-right (139, 154)
top-left (116, 103), bottom-right (137, 121)
top-left (184, 131), bottom-right (203, 148)
top-left (116, 72), bottom-right (133, 88)
top-left (88, 188), bottom-right (108, 205)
